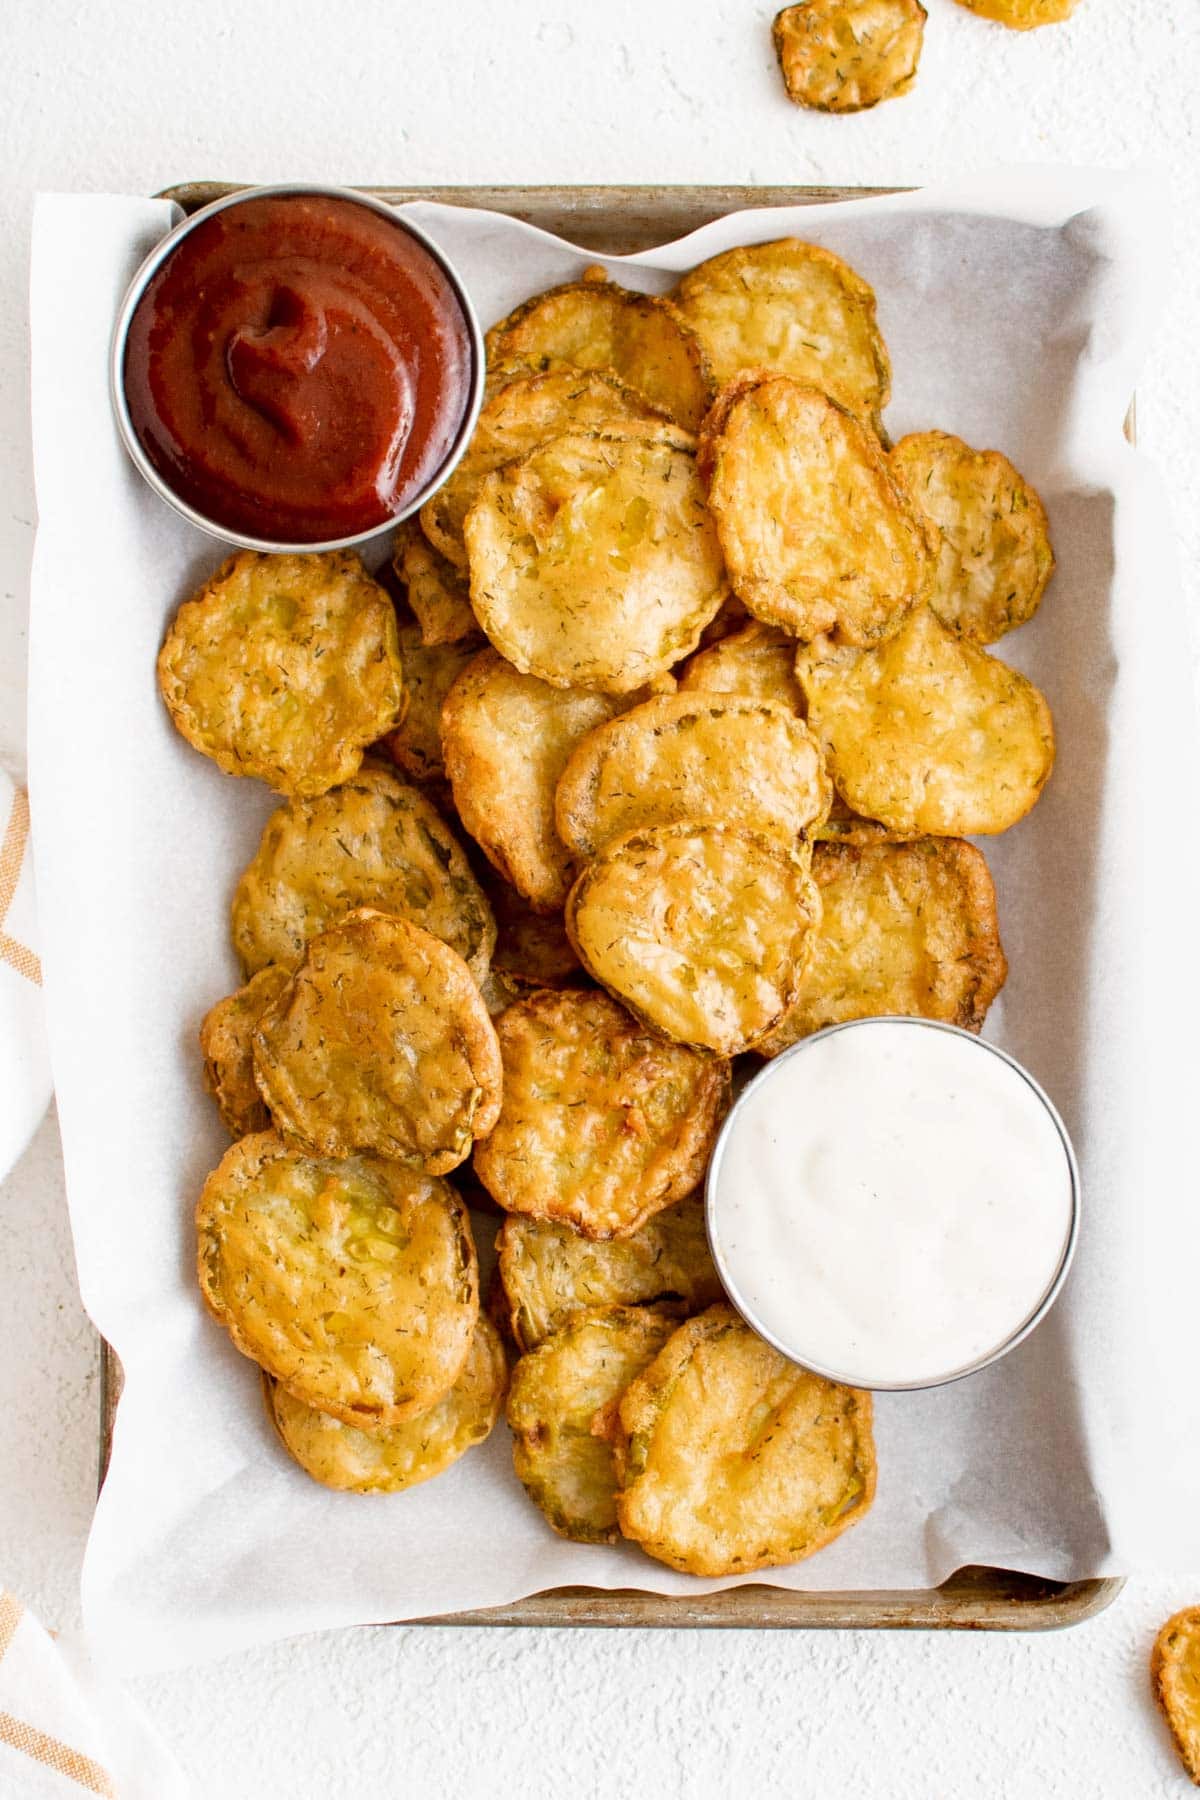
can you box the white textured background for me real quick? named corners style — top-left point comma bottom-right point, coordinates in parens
top-left (2, 3), bottom-right (1199, 1795)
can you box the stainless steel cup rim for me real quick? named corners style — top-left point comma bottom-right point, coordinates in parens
top-left (109, 182), bottom-right (486, 555)
top-left (704, 1016), bottom-right (1082, 1393)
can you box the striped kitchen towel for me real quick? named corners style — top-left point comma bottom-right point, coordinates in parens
top-left (0, 1590), bottom-right (188, 1798)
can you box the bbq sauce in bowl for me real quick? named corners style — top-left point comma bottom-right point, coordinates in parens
top-left (119, 189), bottom-right (477, 548)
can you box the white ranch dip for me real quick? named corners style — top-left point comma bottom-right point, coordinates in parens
top-left (707, 1020), bottom-right (1077, 1389)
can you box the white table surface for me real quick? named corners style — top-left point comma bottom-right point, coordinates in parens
top-left (3, 4), bottom-right (1199, 1795)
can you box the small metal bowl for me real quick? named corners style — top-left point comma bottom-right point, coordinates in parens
top-left (705, 1017), bottom-right (1081, 1392)
top-left (109, 182), bottom-right (485, 555)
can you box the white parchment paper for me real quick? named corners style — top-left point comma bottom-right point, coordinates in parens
top-left (26, 171), bottom-right (1200, 1674)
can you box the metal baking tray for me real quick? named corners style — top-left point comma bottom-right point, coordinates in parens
top-left (97, 181), bottom-right (1125, 1634)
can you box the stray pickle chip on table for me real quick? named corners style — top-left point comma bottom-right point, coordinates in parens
top-left (474, 988), bottom-right (729, 1239)
top-left (555, 693), bottom-right (831, 859)
top-left (196, 1131), bottom-right (479, 1430)
top-left (230, 762), bottom-right (495, 984)
top-left (772, 0), bottom-right (927, 113)
top-left (1152, 1608), bottom-right (1200, 1786)
top-left (266, 1317), bottom-right (508, 1495)
top-left (952, 0), bottom-right (1078, 24)
top-left (796, 606), bottom-right (1056, 836)
top-left (382, 621), bottom-right (484, 783)
top-left (421, 367), bottom-right (674, 571)
top-left (157, 550), bottom-right (404, 797)
top-left (507, 1306), bottom-right (678, 1543)
top-left (167, 219), bottom-right (1063, 1554)
top-left (613, 1306), bottom-right (877, 1576)
top-left (440, 648), bottom-right (636, 911)
top-left (890, 430), bottom-right (1055, 643)
top-left (252, 910), bottom-right (502, 1173)
top-left (199, 965), bottom-right (291, 1138)
top-left (673, 239), bottom-right (890, 424)
top-left (757, 839), bottom-right (1008, 1053)
top-left (705, 374), bottom-right (933, 643)
top-left (483, 271), bottom-right (714, 432)
top-left (464, 430), bottom-right (728, 693)
top-left (497, 1195), bottom-right (722, 1353)
top-left (566, 822), bottom-right (821, 1055)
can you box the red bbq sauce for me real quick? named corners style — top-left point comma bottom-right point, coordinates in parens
top-left (123, 193), bottom-right (474, 543)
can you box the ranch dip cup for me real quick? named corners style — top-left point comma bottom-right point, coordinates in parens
top-left (705, 1017), bottom-right (1080, 1391)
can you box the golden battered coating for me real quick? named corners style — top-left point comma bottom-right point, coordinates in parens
top-left (252, 911), bottom-right (502, 1174)
top-left (196, 1131), bottom-right (478, 1428)
top-left (614, 1305), bottom-right (876, 1575)
top-left (796, 606), bottom-right (1055, 835)
top-left (757, 839), bottom-right (1007, 1053)
top-left (267, 1316), bottom-right (507, 1493)
top-left (952, 0), bottom-right (1077, 24)
top-left (392, 518), bottom-right (478, 646)
top-left (484, 274), bottom-right (713, 431)
top-left (481, 871), bottom-right (582, 991)
top-left (674, 239), bottom-right (890, 425)
top-left (199, 965), bottom-right (291, 1138)
top-left (707, 375), bottom-right (932, 644)
top-left (464, 432), bottom-right (728, 694)
top-left (677, 620), bottom-right (804, 712)
top-left (497, 1194), bottom-right (723, 1352)
top-left (440, 650), bottom-right (631, 912)
top-left (814, 794), bottom-right (910, 845)
top-left (507, 1306), bottom-right (678, 1543)
top-left (566, 822), bottom-right (821, 1055)
top-left (474, 988), bottom-right (729, 1239)
top-left (890, 431), bottom-right (1054, 642)
top-left (773, 0), bottom-right (926, 113)
top-left (157, 551), bottom-right (404, 797)
top-left (230, 763), bottom-right (495, 984)
top-left (420, 367), bottom-right (674, 571)
top-left (1152, 1608), bottom-right (1200, 1785)
top-left (382, 623), bottom-right (484, 784)
top-left (556, 694), bottom-right (831, 859)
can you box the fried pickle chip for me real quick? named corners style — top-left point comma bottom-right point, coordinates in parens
top-left (614, 1305), bottom-right (876, 1575)
top-left (497, 1194), bottom-right (723, 1352)
top-left (813, 793), bottom-right (908, 844)
top-left (890, 431), bottom-right (1054, 642)
top-left (267, 1316), bottom-right (507, 1493)
top-left (1152, 1608), bottom-right (1200, 1786)
top-left (196, 1130), bottom-right (478, 1428)
top-left (199, 965), bottom-right (291, 1138)
top-left (758, 839), bottom-right (1007, 1053)
top-left (796, 606), bottom-right (1055, 835)
top-left (678, 620), bottom-right (804, 711)
top-left (484, 274), bottom-right (713, 432)
top-left (252, 911), bottom-right (502, 1173)
top-left (556, 694), bottom-right (831, 859)
top-left (507, 1306), bottom-right (678, 1543)
top-left (441, 649), bottom-right (632, 911)
top-left (707, 376), bottom-right (931, 645)
top-left (382, 623), bottom-right (484, 783)
top-left (773, 0), bottom-right (926, 112)
top-left (420, 368), bottom-right (675, 572)
top-left (952, 0), bottom-right (1077, 25)
top-left (481, 870), bottom-right (582, 990)
top-left (464, 432), bottom-right (728, 694)
top-left (231, 763), bottom-right (495, 984)
top-left (674, 239), bottom-right (890, 425)
top-left (157, 551), bottom-right (404, 798)
top-left (474, 988), bottom-right (729, 1238)
top-left (566, 823), bottom-right (821, 1055)
top-left (392, 519), bottom-right (478, 646)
